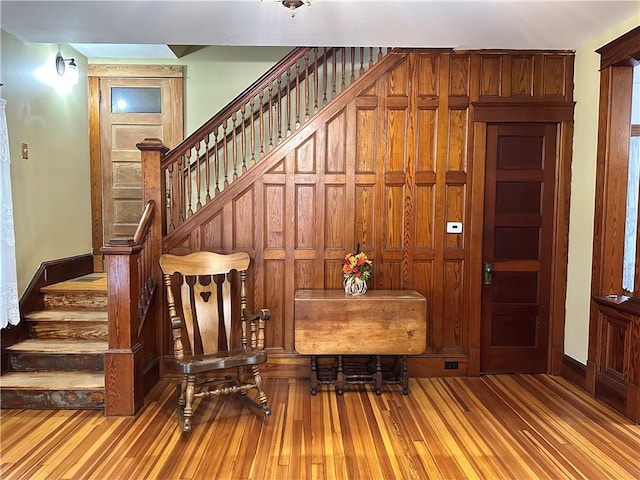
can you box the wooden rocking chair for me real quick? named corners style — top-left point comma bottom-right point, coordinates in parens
top-left (159, 251), bottom-right (271, 432)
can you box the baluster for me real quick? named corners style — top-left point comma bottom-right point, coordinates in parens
top-left (177, 156), bottom-right (185, 225)
top-left (314, 48), bottom-right (319, 113)
top-left (185, 150), bottom-right (193, 216)
top-left (232, 114), bottom-right (238, 180)
top-left (249, 98), bottom-right (256, 167)
top-left (359, 48), bottom-right (365, 76)
top-left (276, 76), bottom-right (283, 143)
top-left (351, 47), bottom-right (356, 83)
top-left (204, 136), bottom-right (211, 202)
top-left (305, 54), bottom-right (310, 120)
top-left (295, 61), bottom-right (301, 129)
top-left (378, 47), bottom-right (384, 61)
top-left (285, 69), bottom-right (291, 137)
top-left (332, 49), bottom-right (337, 97)
top-left (195, 141), bottom-right (202, 210)
top-left (223, 122), bottom-right (229, 187)
top-left (258, 90), bottom-right (265, 158)
top-left (342, 48), bottom-right (347, 89)
top-left (240, 105), bottom-right (247, 173)
top-left (167, 165), bottom-right (175, 232)
top-left (323, 47), bottom-right (328, 105)
top-left (268, 82), bottom-right (274, 150)
top-left (369, 48), bottom-right (374, 68)
top-left (213, 127), bottom-right (220, 194)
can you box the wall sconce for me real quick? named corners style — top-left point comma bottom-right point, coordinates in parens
top-left (55, 53), bottom-right (78, 84)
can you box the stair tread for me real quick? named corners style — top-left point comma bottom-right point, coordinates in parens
top-left (24, 310), bottom-right (107, 321)
top-left (0, 371), bottom-right (104, 389)
top-left (6, 339), bottom-right (107, 354)
top-left (40, 273), bottom-right (106, 294)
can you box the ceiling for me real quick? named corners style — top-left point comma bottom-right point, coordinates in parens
top-left (1, 0), bottom-right (639, 59)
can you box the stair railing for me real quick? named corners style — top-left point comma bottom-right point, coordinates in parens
top-left (162, 47), bottom-right (393, 234)
top-left (101, 199), bottom-right (159, 416)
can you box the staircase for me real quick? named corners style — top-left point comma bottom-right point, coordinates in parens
top-left (0, 273), bottom-right (107, 409)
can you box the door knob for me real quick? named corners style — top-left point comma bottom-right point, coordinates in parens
top-left (483, 262), bottom-right (493, 285)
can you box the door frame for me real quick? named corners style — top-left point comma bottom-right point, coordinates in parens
top-left (468, 102), bottom-right (575, 376)
top-left (88, 64), bottom-right (184, 272)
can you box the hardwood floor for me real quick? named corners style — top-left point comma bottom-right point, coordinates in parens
top-left (1, 374), bottom-right (638, 479)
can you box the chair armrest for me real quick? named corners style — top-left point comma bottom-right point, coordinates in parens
top-left (243, 308), bottom-right (271, 322)
top-left (170, 315), bottom-right (185, 360)
top-left (243, 308), bottom-right (271, 350)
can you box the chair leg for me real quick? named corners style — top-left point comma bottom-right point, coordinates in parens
top-left (251, 364), bottom-right (271, 416)
top-left (182, 374), bottom-right (196, 432)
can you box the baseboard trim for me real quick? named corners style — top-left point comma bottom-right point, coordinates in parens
top-left (561, 354), bottom-right (587, 390)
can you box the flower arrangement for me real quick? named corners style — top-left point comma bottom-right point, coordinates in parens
top-left (342, 250), bottom-right (373, 282)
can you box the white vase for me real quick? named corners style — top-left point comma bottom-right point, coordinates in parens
top-left (343, 275), bottom-right (368, 295)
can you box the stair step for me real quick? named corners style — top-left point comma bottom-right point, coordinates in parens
top-left (6, 339), bottom-right (107, 372)
top-left (6, 338), bottom-right (107, 353)
top-left (43, 293), bottom-right (107, 310)
top-left (0, 372), bottom-right (104, 409)
top-left (24, 310), bottom-right (108, 340)
top-left (40, 273), bottom-right (107, 294)
top-left (40, 274), bottom-right (107, 311)
top-left (24, 310), bottom-right (108, 321)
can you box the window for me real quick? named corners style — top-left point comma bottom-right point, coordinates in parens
top-left (592, 25), bottom-right (640, 299)
top-left (623, 65), bottom-right (640, 293)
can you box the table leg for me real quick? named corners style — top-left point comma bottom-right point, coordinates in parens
top-left (402, 355), bottom-right (409, 395)
top-left (375, 355), bottom-right (383, 394)
top-left (336, 355), bottom-right (344, 395)
top-left (310, 355), bottom-right (318, 395)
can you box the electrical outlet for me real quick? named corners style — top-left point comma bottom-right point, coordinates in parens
top-left (444, 361), bottom-right (459, 370)
top-left (21, 143), bottom-right (28, 159)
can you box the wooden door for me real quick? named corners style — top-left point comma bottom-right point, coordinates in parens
top-left (99, 76), bottom-right (182, 243)
top-left (480, 123), bottom-right (557, 373)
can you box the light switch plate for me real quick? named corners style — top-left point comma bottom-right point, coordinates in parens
top-left (446, 221), bottom-right (463, 233)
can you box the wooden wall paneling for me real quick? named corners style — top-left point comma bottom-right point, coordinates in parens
top-left (428, 52), bottom-right (451, 354)
top-left (542, 54), bottom-right (568, 99)
top-left (233, 187), bottom-right (255, 251)
top-left (479, 54), bottom-right (502, 98)
top-left (468, 122), bottom-right (487, 375)
top-left (264, 259), bottom-right (286, 352)
top-left (202, 212), bottom-right (224, 251)
top-left (154, 49), bottom-right (576, 378)
top-left (511, 54), bottom-right (535, 97)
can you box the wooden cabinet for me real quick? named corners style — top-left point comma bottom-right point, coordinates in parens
top-left (589, 295), bottom-right (640, 423)
top-left (294, 290), bottom-right (426, 394)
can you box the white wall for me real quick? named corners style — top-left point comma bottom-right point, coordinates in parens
top-left (1, 30), bottom-right (92, 295)
top-left (565, 14), bottom-right (640, 364)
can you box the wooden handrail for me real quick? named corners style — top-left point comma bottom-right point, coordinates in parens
top-left (133, 200), bottom-right (155, 245)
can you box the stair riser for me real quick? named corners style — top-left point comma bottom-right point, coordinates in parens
top-left (29, 322), bottom-right (108, 341)
top-left (44, 293), bottom-right (107, 310)
top-left (1, 390), bottom-right (104, 409)
top-left (8, 353), bottom-right (104, 372)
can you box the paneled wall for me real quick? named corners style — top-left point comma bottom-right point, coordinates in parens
top-left (164, 49), bottom-right (574, 376)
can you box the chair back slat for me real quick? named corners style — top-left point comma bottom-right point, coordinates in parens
top-left (193, 278), bottom-right (220, 355)
top-left (179, 278), bottom-right (198, 355)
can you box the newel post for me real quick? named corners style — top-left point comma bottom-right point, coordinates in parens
top-left (138, 138), bottom-right (168, 376)
top-left (101, 139), bottom-right (168, 416)
top-left (102, 241), bottom-right (144, 416)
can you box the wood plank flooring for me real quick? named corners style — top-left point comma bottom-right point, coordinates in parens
top-left (1, 374), bottom-right (638, 479)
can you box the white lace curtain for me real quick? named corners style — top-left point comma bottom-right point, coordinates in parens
top-left (0, 98), bottom-right (20, 328)
top-left (623, 136), bottom-right (640, 293)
